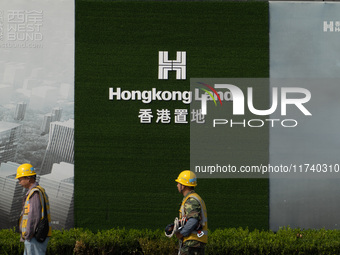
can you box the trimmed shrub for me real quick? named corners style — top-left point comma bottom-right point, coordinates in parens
top-left (1, 227), bottom-right (340, 255)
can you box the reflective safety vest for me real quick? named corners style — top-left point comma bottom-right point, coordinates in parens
top-left (179, 192), bottom-right (208, 243)
top-left (20, 185), bottom-right (52, 239)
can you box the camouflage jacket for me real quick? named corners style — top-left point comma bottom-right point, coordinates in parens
top-left (181, 190), bottom-right (201, 222)
top-left (179, 190), bottom-right (206, 248)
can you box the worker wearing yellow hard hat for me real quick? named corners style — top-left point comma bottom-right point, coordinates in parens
top-left (15, 163), bottom-right (37, 179)
top-left (16, 163), bottom-right (52, 255)
top-left (175, 170), bottom-right (197, 187)
top-left (172, 170), bottom-right (208, 255)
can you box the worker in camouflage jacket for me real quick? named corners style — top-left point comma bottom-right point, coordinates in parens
top-left (175, 170), bottom-right (208, 255)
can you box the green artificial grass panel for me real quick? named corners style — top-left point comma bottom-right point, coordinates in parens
top-left (75, 1), bottom-right (269, 231)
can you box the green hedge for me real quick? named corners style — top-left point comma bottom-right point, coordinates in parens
top-left (1, 227), bottom-right (340, 255)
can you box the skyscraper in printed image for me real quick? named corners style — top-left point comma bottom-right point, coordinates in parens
top-left (14, 102), bottom-right (27, 121)
top-left (0, 162), bottom-right (24, 229)
top-left (40, 119), bottom-right (74, 175)
top-left (40, 114), bottom-right (53, 135)
top-left (39, 162), bottom-right (74, 230)
top-left (0, 122), bottom-right (22, 164)
top-left (52, 107), bottom-right (62, 122)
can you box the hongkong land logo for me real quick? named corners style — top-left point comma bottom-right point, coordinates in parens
top-left (158, 51), bottom-right (186, 80)
top-left (323, 21), bottom-right (340, 32)
top-left (108, 51), bottom-right (312, 128)
top-left (197, 83), bottom-right (312, 128)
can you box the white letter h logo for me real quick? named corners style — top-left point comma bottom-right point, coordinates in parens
top-left (158, 51), bottom-right (186, 80)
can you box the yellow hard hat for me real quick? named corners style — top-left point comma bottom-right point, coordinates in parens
top-left (15, 163), bottom-right (36, 179)
top-left (175, 170), bottom-right (197, 187)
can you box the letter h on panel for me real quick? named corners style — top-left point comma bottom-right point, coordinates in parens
top-left (158, 51), bottom-right (186, 80)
